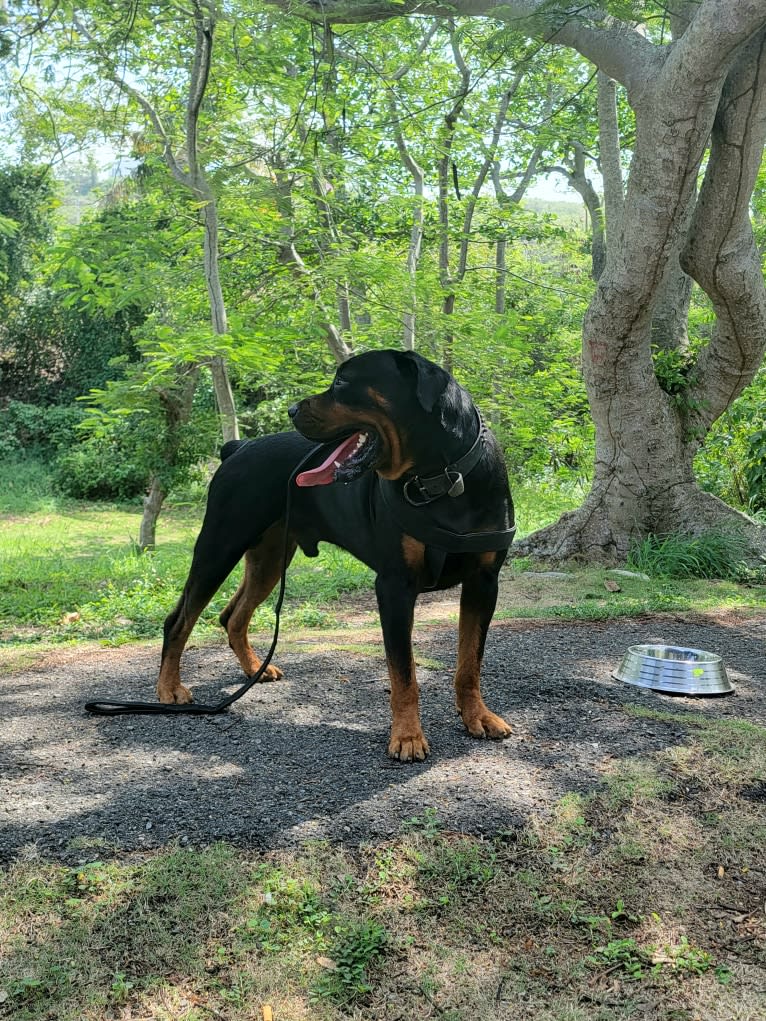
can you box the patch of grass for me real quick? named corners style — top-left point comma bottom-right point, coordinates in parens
top-left (627, 528), bottom-right (755, 580)
top-left (0, 485), bottom-right (373, 649)
top-left (3, 741), bottom-right (765, 1021)
top-left (496, 564), bottom-right (765, 621)
top-left (512, 479), bottom-right (586, 539)
top-left (0, 456), bottom-right (60, 515)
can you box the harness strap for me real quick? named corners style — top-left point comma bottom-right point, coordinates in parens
top-left (381, 482), bottom-right (516, 553)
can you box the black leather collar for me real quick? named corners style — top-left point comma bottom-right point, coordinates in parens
top-left (402, 411), bottom-right (488, 506)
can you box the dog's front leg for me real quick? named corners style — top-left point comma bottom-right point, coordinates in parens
top-left (375, 574), bottom-right (429, 762)
top-left (454, 553), bottom-right (512, 740)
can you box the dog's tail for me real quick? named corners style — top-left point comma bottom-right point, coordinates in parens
top-left (220, 439), bottom-right (248, 462)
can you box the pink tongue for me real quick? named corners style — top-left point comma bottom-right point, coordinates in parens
top-left (296, 432), bottom-right (363, 487)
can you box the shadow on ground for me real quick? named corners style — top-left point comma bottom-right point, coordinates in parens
top-left (1, 612), bottom-right (764, 863)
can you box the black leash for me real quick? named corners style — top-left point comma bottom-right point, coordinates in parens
top-left (84, 444), bottom-right (323, 718)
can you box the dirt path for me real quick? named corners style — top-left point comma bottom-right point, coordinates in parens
top-left (1, 610), bottom-right (764, 864)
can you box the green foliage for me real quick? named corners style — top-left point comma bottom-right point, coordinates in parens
top-left (0, 164), bottom-right (54, 296)
top-left (0, 293), bottom-right (141, 404)
top-left (0, 401), bottom-right (83, 459)
top-left (52, 436), bottom-right (149, 502)
top-left (652, 345), bottom-right (696, 401)
top-left (627, 529), bottom-right (752, 580)
top-left (744, 423), bottom-right (766, 514)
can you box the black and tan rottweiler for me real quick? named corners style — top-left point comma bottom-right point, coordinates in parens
top-left (157, 349), bottom-right (515, 761)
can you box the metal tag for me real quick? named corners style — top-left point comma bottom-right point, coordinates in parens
top-left (447, 471), bottom-right (464, 497)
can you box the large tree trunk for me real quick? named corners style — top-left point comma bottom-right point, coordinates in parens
top-left (517, 24), bottom-right (766, 561)
top-left (269, 0), bottom-right (766, 561)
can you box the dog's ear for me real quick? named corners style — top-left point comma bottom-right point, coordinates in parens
top-left (396, 351), bottom-right (449, 413)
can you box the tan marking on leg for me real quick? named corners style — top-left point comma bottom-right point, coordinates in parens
top-left (388, 656), bottom-right (429, 762)
top-left (454, 601), bottom-right (511, 740)
top-left (157, 610), bottom-right (197, 704)
top-left (224, 524), bottom-right (296, 680)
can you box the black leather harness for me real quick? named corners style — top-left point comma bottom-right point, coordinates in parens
top-left (381, 412), bottom-right (516, 557)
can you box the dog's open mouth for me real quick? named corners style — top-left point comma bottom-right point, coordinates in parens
top-left (296, 430), bottom-right (381, 487)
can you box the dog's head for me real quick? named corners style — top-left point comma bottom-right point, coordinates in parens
top-left (288, 349), bottom-right (467, 487)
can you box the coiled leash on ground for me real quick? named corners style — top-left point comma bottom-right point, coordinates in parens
top-left (84, 444), bottom-right (323, 718)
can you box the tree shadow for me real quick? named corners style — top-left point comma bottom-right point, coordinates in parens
top-left (1, 612), bottom-right (764, 863)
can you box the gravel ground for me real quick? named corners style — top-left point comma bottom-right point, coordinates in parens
top-left (1, 611), bottom-right (764, 864)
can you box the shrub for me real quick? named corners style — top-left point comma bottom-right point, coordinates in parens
top-left (52, 437), bottom-right (147, 501)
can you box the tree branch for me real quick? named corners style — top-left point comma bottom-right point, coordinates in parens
top-left (682, 28), bottom-right (766, 435)
top-left (266, 1), bottom-right (662, 92)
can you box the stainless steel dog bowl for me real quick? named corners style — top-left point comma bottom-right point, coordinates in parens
top-left (614, 644), bottom-right (734, 696)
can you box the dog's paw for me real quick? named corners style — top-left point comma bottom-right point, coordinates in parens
top-left (157, 683), bottom-right (194, 705)
top-left (259, 663), bottom-right (284, 682)
top-left (388, 730), bottom-right (430, 763)
top-left (460, 706), bottom-right (512, 740)
top-left (243, 656), bottom-right (283, 681)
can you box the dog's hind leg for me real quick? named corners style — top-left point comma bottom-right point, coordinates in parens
top-left (454, 551), bottom-right (512, 739)
top-left (158, 542), bottom-right (245, 704)
top-left (219, 522), bottom-right (297, 680)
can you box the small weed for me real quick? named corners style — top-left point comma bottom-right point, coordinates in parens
top-left (311, 918), bottom-right (387, 1005)
top-left (402, 807), bottom-right (442, 838)
top-left (586, 937), bottom-right (655, 980)
top-left (654, 935), bottom-right (714, 975)
top-left (246, 869), bottom-right (331, 953)
top-left (109, 971), bottom-right (135, 1003)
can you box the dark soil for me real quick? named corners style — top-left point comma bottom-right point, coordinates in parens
top-left (1, 611), bottom-right (764, 864)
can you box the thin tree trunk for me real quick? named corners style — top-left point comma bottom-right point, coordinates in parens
top-left (546, 143), bottom-right (605, 280)
top-left (271, 161), bottom-right (352, 364)
top-left (387, 91), bottom-right (425, 350)
top-left (138, 366), bottom-right (198, 551)
top-left (139, 476), bottom-right (166, 551)
top-left (596, 72), bottom-right (624, 241)
top-left (438, 22), bottom-right (471, 371)
top-left (384, 21), bottom-right (438, 349)
top-left (492, 139), bottom-right (545, 315)
top-left (74, 2), bottom-right (239, 443)
top-left (201, 198), bottom-right (239, 440)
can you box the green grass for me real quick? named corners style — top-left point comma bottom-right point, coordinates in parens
top-left (511, 478), bottom-right (586, 538)
top-left (2, 459), bottom-right (764, 658)
top-left (2, 710), bottom-right (765, 1019)
top-left (627, 528), bottom-right (756, 580)
top-left (0, 463), bottom-right (373, 647)
top-left (496, 562), bottom-right (765, 622)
